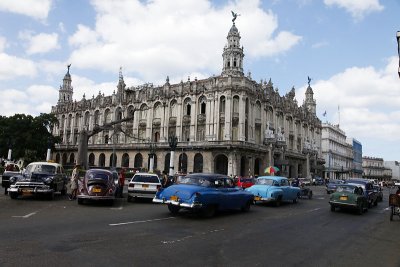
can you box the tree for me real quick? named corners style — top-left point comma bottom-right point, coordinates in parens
top-left (0, 113), bottom-right (60, 164)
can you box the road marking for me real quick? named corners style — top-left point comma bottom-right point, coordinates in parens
top-left (12, 212), bottom-right (37, 218)
top-left (306, 208), bottom-right (321, 213)
top-left (161, 229), bottom-right (224, 244)
top-left (109, 216), bottom-right (175, 226)
top-left (316, 197), bottom-right (325, 200)
top-left (110, 206), bottom-right (123, 210)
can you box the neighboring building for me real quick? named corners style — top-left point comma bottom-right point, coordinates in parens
top-left (383, 161), bottom-right (400, 180)
top-left (346, 138), bottom-right (363, 178)
top-left (321, 123), bottom-right (353, 180)
top-left (362, 156), bottom-right (391, 181)
top-left (51, 20), bottom-right (325, 178)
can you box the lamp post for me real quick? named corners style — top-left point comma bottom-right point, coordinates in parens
top-left (168, 135), bottom-right (178, 176)
top-left (397, 31), bottom-right (400, 78)
top-left (148, 141), bottom-right (156, 173)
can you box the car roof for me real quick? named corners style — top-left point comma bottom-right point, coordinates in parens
top-left (186, 173), bottom-right (229, 179)
top-left (87, 168), bottom-right (112, 174)
top-left (134, 172), bottom-right (159, 176)
top-left (346, 178), bottom-right (370, 184)
top-left (257, 176), bottom-right (287, 181)
top-left (27, 162), bottom-right (62, 167)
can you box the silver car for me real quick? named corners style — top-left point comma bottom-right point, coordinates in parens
top-left (127, 172), bottom-right (161, 202)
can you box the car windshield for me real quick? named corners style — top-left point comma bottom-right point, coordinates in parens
top-left (179, 176), bottom-right (214, 187)
top-left (336, 185), bottom-right (356, 193)
top-left (133, 175), bottom-right (159, 183)
top-left (32, 164), bottom-right (56, 174)
top-left (255, 178), bottom-right (275, 185)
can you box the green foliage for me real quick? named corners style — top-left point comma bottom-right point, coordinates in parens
top-left (0, 113), bottom-right (60, 163)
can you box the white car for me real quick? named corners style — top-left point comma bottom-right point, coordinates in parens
top-left (127, 172), bottom-right (161, 202)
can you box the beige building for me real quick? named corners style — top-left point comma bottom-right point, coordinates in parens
top-left (363, 156), bottom-right (392, 181)
top-left (51, 21), bottom-right (325, 178)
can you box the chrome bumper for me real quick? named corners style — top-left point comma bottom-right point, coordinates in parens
top-left (153, 197), bottom-right (203, 208)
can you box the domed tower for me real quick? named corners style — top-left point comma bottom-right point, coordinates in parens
top-left (221, 20), bottom-right (244, 77)
top-left (58, 64), bottom-right (73, 103)
top-left (304, 76), bottom-right (316, 115)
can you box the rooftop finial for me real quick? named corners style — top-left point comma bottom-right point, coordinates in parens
top-left (67, 64), bottom-right (71, 74)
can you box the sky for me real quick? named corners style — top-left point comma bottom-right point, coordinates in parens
top-left (0, 0), bottom-right (399, 161)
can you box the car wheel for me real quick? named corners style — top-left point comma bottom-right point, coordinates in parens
top-left (275, 197), bottom-right (282, 207)
top-left (293, 193), bottom-right (299, 204)
top-left (168, 204), bottom-right (180, 215)
top-left (308, 191), bottom-right (313, 199)
top-left (241, 200), bottom-right (251, 212)
top-left (368, 201), bottom-right (372, 209)
top-left (77, 198), bottom-right (84, 205)
top-left (330, 205), bottom-right (335, 212)
top-left (201, 205), bottom-right (216, 218)
top-left (60, 186), bottom-right (67, 196)
top-left (9, 192), bottom-right (18, 199)
top-left (47, 192), bottom-right (54, 200)
top-left (357, 204), bottom-right (363, 215)
top-left (373, 199), bottom-right (378, 206)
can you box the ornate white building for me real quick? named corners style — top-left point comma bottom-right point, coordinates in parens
top-left (321, 123), bottom-right (353, 179)
top-left (51, 21), bottom-right (324, 178)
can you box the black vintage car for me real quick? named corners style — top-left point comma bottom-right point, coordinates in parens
top-left (8, 162), bottom-right (68, 199)
top-left (346, 178), bottom-right (379, 208)
top-left (1, 163), bottom-right (21, 194)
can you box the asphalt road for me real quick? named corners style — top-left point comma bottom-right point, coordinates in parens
top-left (0, 185), bottom-right (399, 267)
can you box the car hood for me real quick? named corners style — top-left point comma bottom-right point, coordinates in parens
top-left (156, 184), bottom-right (211, 201)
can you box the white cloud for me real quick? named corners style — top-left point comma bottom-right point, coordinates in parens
top-left (0, 0), bottom-right (52, 20)
top-left (0, 53), bottom-right (37, 80)
top-left (296, 56), bottom-right (400, 159)
top-left (19, 32), bottom-right (60, 55)
top-left (324, 0), bottom-right (384, 20)
top-left (0, 36), bottom-right (6, 52)
top-left (0, 85), bottom-right (56, 116)
top-left (68, 0), bottom-right (301, 81)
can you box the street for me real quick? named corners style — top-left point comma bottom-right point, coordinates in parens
top-left (0, 185), bottom-right (399, 267)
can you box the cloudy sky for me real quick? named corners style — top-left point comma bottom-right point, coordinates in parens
top-left (0, 0), bottom-right (399, 160)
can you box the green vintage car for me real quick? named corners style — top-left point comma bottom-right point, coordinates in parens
top-left (329, 184), bottom-right (368, 215)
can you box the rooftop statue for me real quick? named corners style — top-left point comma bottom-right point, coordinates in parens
top-left (231, 11), bottom-right (240, 23)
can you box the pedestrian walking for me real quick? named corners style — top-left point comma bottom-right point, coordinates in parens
top-left (162, 171), bottom-right (168, 188)
top-left (69, 164), bottom-right (80, 200)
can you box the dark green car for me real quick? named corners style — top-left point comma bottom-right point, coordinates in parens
top-left (329, 184), bottom-right (368, 215)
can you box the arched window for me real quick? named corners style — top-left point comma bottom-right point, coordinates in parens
top-left (219, 96), bottom-right (226, 113)
top-left (122, 153), bottom-right (130, 167)
top-left (193, 153), bottom-right (203, 173)
top-left (99, 153), bottom-right (106, 167)
top-left (134, 153), bottom-right (143, 168)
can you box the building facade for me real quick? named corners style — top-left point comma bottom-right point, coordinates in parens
top-left (383, 161), bottom-right (400, 181)
top-left (362, 157), bottom-right (392, 181)
top-left (321, 123), bottom-right (353, 180)
top-left (346, 137), bottom-right (363, 178)
top-left (51, 21), bottom-right (325, 178)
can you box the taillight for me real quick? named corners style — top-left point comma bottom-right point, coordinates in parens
top-left (157, 185), bottom-right (162, 191)
top-left (108, 188), bottom-right (113, 195)
top-left (128, 184), bottom-right (134, 188)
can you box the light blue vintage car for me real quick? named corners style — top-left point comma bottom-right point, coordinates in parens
top-left (246, 176), bottom-right (301, 206)
top-left (153, 173), bottom-right (254, 217)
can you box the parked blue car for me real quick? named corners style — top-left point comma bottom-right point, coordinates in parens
top-left (246, 176), bottom-right (301, 206)
top-left (153, 173), bottom-right (254, 217)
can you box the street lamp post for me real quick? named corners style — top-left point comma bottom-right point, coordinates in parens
top-left (168, 135), bottom-right (178, 176)
top-left (46, 138), bottom-right (52, 161)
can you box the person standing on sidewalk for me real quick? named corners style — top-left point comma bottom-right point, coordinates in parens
top-left (118, 168), bottom-right (126, 198)
top-left (69, 164), bottom-right (80, 200)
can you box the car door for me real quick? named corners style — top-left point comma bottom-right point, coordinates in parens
top-left (280, 179), bottom-right (291, 201)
